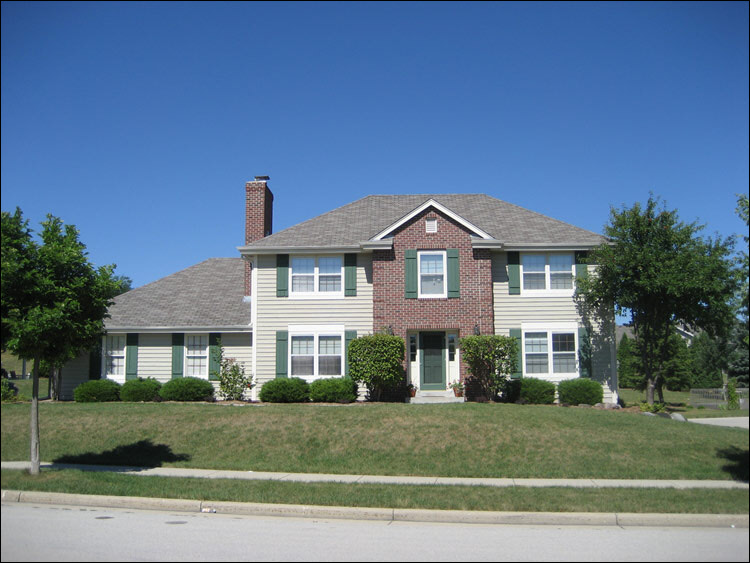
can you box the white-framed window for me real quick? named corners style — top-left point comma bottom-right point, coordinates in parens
top-left (522, 325), bottom-right (578, 377)
top-left (104, 334), bottom-right (126, 378)
top-left (289, 325), bottom-right (345, 380)
top-left (290, 256), bottom-right (343, 298)
top-left (521, 253), bottom-right (574, 293)
top-left (418, 250), bottom-right (446, 298)
top-left (185, 334), bottom-right (209, 379)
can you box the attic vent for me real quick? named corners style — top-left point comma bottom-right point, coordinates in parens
top-left (426, 217), bottom-right (437, 233)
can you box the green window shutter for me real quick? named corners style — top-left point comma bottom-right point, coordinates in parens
top-left (405, 249), bottom-right (418, 299)
top-left (171, 333), bottom-right (184, 379)
top-left (578, 326), bottom-right (592, 378)
top-left (209, 333), bottom-right (221, 381)
top-left (507, 252), bottom-right (520, 295)
top-left (276, 330), bottom-right (288, 378)
top-left (509, 328), bottom-right (522, 379)
top-left (447, 249), bottom-right (460, 298)
top-left (277, 254), bottom-right (289, 297)
top-left (345, 330), bottom-right (357, 376)
top-left (575, 251), bottom-right (589, 281)
top-left (89, 343), bottom-right (102, 380)
top-left (125, 333), bottom-right (138, 381)
top-left (345, 254), bottom-right (357, 296)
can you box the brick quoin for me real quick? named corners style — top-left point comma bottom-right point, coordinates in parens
top-left (244, 179), bottom-right (274, 296)
top-left (373, 209), bottom-right (494, 382)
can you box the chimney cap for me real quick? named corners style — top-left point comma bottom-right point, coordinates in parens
top-left (254, 175), bottom-right (270, 181)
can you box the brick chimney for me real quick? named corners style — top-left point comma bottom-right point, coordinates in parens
top-left (244, 176), bottom-right (273, 296)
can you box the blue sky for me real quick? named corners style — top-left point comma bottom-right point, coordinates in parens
top-left (2, 1), bottom-right (748, 290)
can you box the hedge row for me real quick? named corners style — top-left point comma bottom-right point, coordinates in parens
top-left (74, 377), bottom-right (214, 403)
top-left (259, 377), bottom-right (358, 403)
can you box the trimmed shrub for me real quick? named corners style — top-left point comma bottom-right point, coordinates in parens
top-left (519, 377), bottom-right (556, 404)
top-left (120, 377), bottom-right (162, 402)
top-left (557, 378), bottom-right (603, 405)
top-left (259, 377), bottom-right (310, 403)
top-left (73, 379), bottom-right (121, 403)
top-left (348, 332), bottom-right (405, 402)
top-left (460, 334), bottom-right (518, 401)
top-left (159, 377), bottom-right (215, 402)
top-left (1, 379), bottom-right (19, 402)
top-left (310, 377), bottom-right (358, 403)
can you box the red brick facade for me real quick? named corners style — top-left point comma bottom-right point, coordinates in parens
top-left (373, 209), bottom-right (494, 380)
top-left (244, 180), bottom-right (274, 296)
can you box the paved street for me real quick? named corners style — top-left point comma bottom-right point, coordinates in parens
top-left (2, 502), bottom-right (748, 562)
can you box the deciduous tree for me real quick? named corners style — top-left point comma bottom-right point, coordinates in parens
top-left (1, 209), bottom-right (120, 474)
top-left (576, 196), bottom-right (737, 404)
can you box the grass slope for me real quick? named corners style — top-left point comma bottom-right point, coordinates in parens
top-left (2, 402), bottom-right (747, 481)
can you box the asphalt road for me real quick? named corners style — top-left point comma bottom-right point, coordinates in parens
top-left (2, 502), bottom-right (748, 562)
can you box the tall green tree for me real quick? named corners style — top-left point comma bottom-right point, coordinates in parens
top-left (1, 209), bottom-right (120, 474)
top-left (576, 196), bottom-right (737, 404)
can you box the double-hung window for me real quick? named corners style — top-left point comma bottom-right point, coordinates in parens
top-left (185, 334), bottom-right (208, 378)
top-left (521, 253), bottom-right (574, 292)
top-left (523, 327), bottom-right (578, 377)
top-left (418, 250), bottom-right (446, 298)
top-left (290, 256), bottom-right (343, 297)
top-left (290, 330), bottom-right (344, 379)
top-left (104, 335), bottom-right (126, 378)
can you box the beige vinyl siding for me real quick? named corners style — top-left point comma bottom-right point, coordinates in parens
top-left (492, 252), bottom-right (618, 403)
top-left (137, 333), bottom-right (173, 383)
top-left (255, 254), bottom-right (374, 391)
top-left (60, 352), bottom-right (90, 401)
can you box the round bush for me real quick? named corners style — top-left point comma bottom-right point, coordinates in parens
top-left (1, 379), bottom-right (19, 402)
top-left (120, 377), bottom-right (162, 402)
top-left (159, 377), bottom-right (215, 402)
top-left (73, 379), bottom-right (121, 402)
top-left (309, 377), bottom-right (358, 403)
top-left (259, 377), bottom-right (310, 403)
top-left (519, 377), bottom-right (556, 404)
top-left (557, 378), bottom-right (603, 405)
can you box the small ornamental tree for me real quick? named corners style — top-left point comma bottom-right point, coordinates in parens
top-left (348, 332), bottom-right (405, 401)
top-left (460, 334), bottom-right (517, 401)
top-left (1, 209), bottom-right (120, 474)
top-left (210, 343), bottom-right (253, 401)
top-left (576, 196), bottom-right (737, 405)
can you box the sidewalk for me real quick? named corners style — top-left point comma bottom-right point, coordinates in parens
top-left (2, 462), bottom-right (747, 528)
top-left (2, 461), bottom-right (748, 489)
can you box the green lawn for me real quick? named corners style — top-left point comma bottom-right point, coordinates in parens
top-left (2, 469), bottom-right (747, 514)
top-left (2, 402), bottom-right (747, 481)
top-left (7, 378), bottom-right (50, 401)
top-left (618, 388), bottom-right (749, 418)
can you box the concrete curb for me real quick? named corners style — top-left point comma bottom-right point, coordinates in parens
top-left (3, 489), bottom-right (747, 528)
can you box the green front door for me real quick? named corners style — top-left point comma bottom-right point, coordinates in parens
top-left (420, 332), bottom-right (446, 390)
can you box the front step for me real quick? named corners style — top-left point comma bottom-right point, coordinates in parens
top-left (409, 390), bottom-right (465, 404)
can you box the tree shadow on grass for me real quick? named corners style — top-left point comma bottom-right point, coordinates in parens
top-left (716, 446), bottom-right (749, 482)
top-left (53, 439), bottom-right (191, 469)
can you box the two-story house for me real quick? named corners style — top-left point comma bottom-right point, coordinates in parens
top-left (59, 177), bottom-right (618, 403)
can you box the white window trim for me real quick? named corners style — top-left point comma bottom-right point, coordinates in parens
top-left (418, 250), bottom-right (447, 299)
top-left (520, 252), bottom-right (575, 295)
top-left (103, 334), bottom-right (126, 382)
top-left (289, 255), bottom-right (344, 299)
top-left (521, 322), bottom-right (579, 379)
top-left (288, 325), bottom-right (345, 382)
top-left (184, 333), bottom-right (209, 380)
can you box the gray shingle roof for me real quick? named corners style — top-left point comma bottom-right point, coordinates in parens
top-left (245, 194), bottom-right (606, 248)
top-left (105, 258), bottom-right (250, 330)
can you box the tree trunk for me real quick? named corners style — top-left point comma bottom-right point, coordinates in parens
top-left (656, 376), bottom-right (665, 404)
top-left (30, 357), bottom-right (40, 476)
top-left (646, 377), bottom-right (656, 405)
